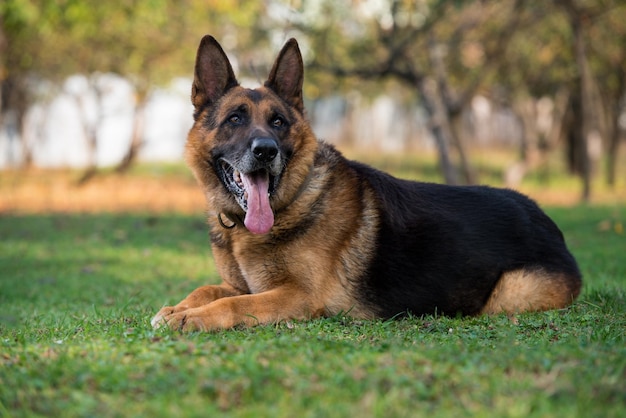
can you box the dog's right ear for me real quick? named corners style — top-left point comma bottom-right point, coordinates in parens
top-left (265, 39), bottom-right (304, 114)
top-left (192, 35), bottom-right (239, 112)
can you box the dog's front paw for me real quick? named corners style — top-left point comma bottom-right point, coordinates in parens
top-left (151, 306), bottom-right (185, 330)
top-left (151, 308), bottom-right (208, 332)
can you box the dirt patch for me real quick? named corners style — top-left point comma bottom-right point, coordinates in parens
top-left (0, 169), bottom-right (206, 214)
top-left (1, 167), bottom-right (624, 214)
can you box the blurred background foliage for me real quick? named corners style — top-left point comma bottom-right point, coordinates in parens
top-left (1, 0), bottom-right (625, 201)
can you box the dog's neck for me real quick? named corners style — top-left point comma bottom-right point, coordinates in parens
top-left (217, 160), bottom-right (317, 232)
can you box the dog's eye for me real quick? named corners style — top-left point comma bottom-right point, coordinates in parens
top-left (228, 114), bottom-right (242, 125)
top-left (271, 116), bottom-right (285, 129)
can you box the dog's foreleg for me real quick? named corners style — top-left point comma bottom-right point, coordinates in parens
top-left (158, 286), bottom-right (317, 331)
top-left (151, 283), bottom-right (242, 329)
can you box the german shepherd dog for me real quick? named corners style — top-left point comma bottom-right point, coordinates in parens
top-left (151, 36), bottom-right (582, 331)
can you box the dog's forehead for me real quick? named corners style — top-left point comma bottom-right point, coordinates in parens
top-left (238, 87), bottom-right (279, 106)
top-left (244, 89), bottom-right (263, 103)
top-left (218, 87), bottom-right (287, 115)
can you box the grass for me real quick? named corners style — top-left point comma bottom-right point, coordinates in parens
top-left (1, 209), bottom-right (625, 417)
top-left (1, 153), bottom-right (625, 417)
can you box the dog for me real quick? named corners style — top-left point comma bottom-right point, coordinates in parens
top-left (151, 35), bottom-right (582, 332)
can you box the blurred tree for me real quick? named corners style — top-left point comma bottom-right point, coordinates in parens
top-left (290, 0), bottom-right (625, 198)
top-left (490, 0), bottom-right (625, 201)
top-left (548, 0), bottom-right (624, 202)
top-left (496, 2), bottom-right (574, 188)
top-left (300, 0), bottom-right (524, 185)
top-left (108, 0), bottom-right (270, 173)
top-left (554, 0), bottom-right (600, 202)
top-left (1, 0), bottom-right (41, 167)
top-left (583, 2), bottom-right (626, 189)
top-left (0, 0), bottom-right (270, 175)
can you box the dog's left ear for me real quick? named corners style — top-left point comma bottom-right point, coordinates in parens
top-left (265, 39), bottom-right (304, 113)
top-left (192, 35), bottom-right (239, 113)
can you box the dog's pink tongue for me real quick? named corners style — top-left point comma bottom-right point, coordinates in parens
top-left (241, 171), bottom-right (274, 234)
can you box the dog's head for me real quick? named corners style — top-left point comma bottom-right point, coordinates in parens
top-left (185, 36), bottom-right (318, 235)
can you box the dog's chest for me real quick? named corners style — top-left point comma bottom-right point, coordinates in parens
top-left (231, 241), bottom-right (289, 294)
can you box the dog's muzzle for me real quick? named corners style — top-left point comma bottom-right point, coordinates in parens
top-left (217, 138), bottom-right (283, 235)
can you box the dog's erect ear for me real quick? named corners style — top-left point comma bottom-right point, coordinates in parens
top-left (192, 35), bottom-right (239, 111)
top-left (265, 39), bottom-right (304, 113)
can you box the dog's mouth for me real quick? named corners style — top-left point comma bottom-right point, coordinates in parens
top-left (218, 160), bottom-right (280, 234)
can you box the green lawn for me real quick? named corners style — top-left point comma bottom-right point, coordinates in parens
top-left (1, 207), bottom-right (625, 417)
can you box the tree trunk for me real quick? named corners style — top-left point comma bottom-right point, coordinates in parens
top-left (116, 93), bottom-right (148, 173)
top-left (416, 77), bottom-right (459, 185)
top-left (1, 77), bottom-right (32, 168)
top-left (449, 112), bottom-right (476, 184)
top-left (74, 78), bottom-right (103, 186)
top-left (506, 98), bottom-right (539, 188)
top-left (75, 98), bottom-right (99, 185)
top-left (427, 36), bottom-right (473, 184)
top-left (557, 0), bottom-right (600, 203)
top-left (546, 89), bottom-right (570, 150)
top-left (606, 85), bottom-right (624, 188)
top-left (573, 18), bottom-right (594, 203)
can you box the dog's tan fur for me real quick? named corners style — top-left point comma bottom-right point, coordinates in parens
top-left (480, 269), bottom-right (581, 315)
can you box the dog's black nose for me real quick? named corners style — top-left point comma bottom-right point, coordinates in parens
top-left (251, 138), bottom-right (279, 163)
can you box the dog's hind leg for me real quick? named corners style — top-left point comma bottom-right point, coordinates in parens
top-left (480, 268), bottom-right (582, 315)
